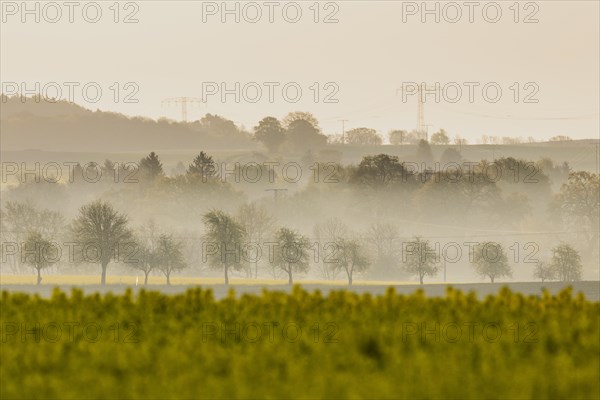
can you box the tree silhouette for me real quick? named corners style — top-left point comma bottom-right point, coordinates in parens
top-left (533, 261), bottom-right (556, 283)
top-left (155, 234), bottom-right (187, 285)
top-left (282, 111), bottom-right (320, 129)
top-left (346, 128), bottom-right (382, 145)
top-left (471, 242), bottom-right (511, 283)
top-left (431, 129), bottom-right (450, 145)
top-left (127, 238), bottom-right (157, 285)
top-left (416, 139), bottom-right (434, 164)
top-left (403, 237), bottom-right (439, 284)
top-left (552, 171), bottom-right (599, 251)
top-left (22, 231), bottom-right (58, 285)
top-left (336, 237), bottom-right (370, 285)
top-left (550, 243), bottom-right (582, 282)
top-left (202, 210), bottom-right (246, 285)
top-left (139, 152), bottom-right (164, 182)
top-left (237, 203), bottom-right (275, 278)
top-left (71, 200), bottom-right (132, 284)
top-left (271, 228), bottom-right (310, 285)
top-left (254, 117), bottom-right (286, 153)
top-left (187, 151), bottom-right (216, 179)
top-left (351, 154), bottom-right (413, 189)
top-left (286, 119), bottom-right (327, 152)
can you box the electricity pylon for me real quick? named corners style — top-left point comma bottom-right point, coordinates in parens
top-left (397, 84), bottom-right (437, 140)
top-left (265, 188), bottom-right (288, 201)
top-left (339, 119), bottom-right (348, 144)
top-left (161, 97), bottom-right (203, 122)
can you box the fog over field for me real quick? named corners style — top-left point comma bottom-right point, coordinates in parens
top-left (1, 98), bottom-right (598, 295)
top-left (1, 1), bottom-right (599, 399)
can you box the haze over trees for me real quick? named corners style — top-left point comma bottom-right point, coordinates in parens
top-left (351, 154), bottom-right (412, 189)
top-left (430, 129), bottom-right (450, 145)
top-left (416, 140), bottom-right (434, 164)
top-left (388, 130), bottom-right (422, 145)
top-left (365, 223), bottom-right (400, 279)
top-left (1, 201), bottom-right (64, 274)
top-left (285, 118), bottom-right (327, 152)
top-left (139, 152), bottom-right (165, 182)
top-left (1, 101), bottom-right (598, 284)
top-left (552, 171), bottom-right (599, 252)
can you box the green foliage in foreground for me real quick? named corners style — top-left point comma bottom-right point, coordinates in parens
top-left (1, 287), bottom-right (598, 399)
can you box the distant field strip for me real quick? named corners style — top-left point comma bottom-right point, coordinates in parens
top-left (0, 275), bottom-right (416, 286)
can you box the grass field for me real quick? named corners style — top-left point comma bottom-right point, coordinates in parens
top-left (1, 286), bottom-right (598, 399)
top-left (0, 274), bottom-right (416, 286)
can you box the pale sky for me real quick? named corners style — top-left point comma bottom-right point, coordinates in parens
top-left (1, 0), bottom-right (599, 141)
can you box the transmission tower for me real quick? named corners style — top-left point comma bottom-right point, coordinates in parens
top-left (265, 188), bottom-right (288, 201)
top-left (423, 124), bottom-right (433, 142)
top-left (397, 84), bottom-right (436, 140)
top-left (339, 119), bottom-right (349, 144)
top-left (161, 97), bottom-right (203, 122)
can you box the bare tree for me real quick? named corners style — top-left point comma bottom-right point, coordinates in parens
top-left (203, 210), bottom-right (246, 285)
top-left (550, 243), bottom-right (583, 282)
top-left (155, 234), bottom-right (187, 285)
top-left (71, 200), bottom-right (132, 284)
top-left (313, 218), bottom-right (348, 280)
top-left (127, 238), bottom-right (156, 285)
top-left (271, 228), bottom-right (311, 285)
top-left (533, 261), bottom-right (556, 283)
top-left (21, 231), bottom-right (59, 284)
top-left (336, 237), bottom-right (370, 285)
top-left (237, 203), bottom-right (275, 279)
top-left (365, 222), bottom-right (400, 277)
top-left (471, 242), bottom-right (511, 283)
top-left (403, 237), bottom-right (439, 284)
top-left (552, 172), bottom-right (599, 252)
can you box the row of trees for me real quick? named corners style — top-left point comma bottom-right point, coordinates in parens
top-left (253, 112), bottom-right (458, 149)
top-left (336, 129), bottom-right (557, 146)
top-left (4, 151), bottom-right (594, 259)
top-left (255, 118), bottom-right (555, 148)
top-left (62, 148), bottom-right (572, 194)
top-left (253, 112), bottom-right (574, 148)
top-left (533, 244), bottom-right (585, 282)
top-left (12, 200), bottom-right (584, 286)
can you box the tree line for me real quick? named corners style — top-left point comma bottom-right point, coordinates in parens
top-left (2, 199), bottom-right (586, 286)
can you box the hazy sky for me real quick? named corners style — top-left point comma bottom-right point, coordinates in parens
top-left (1, 0), bottom-right (599, 141)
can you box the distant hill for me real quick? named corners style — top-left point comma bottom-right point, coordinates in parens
top-left (0, 95), bottom-right (255, 152)
top-left (1, 95), bottom-right (93, 118)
